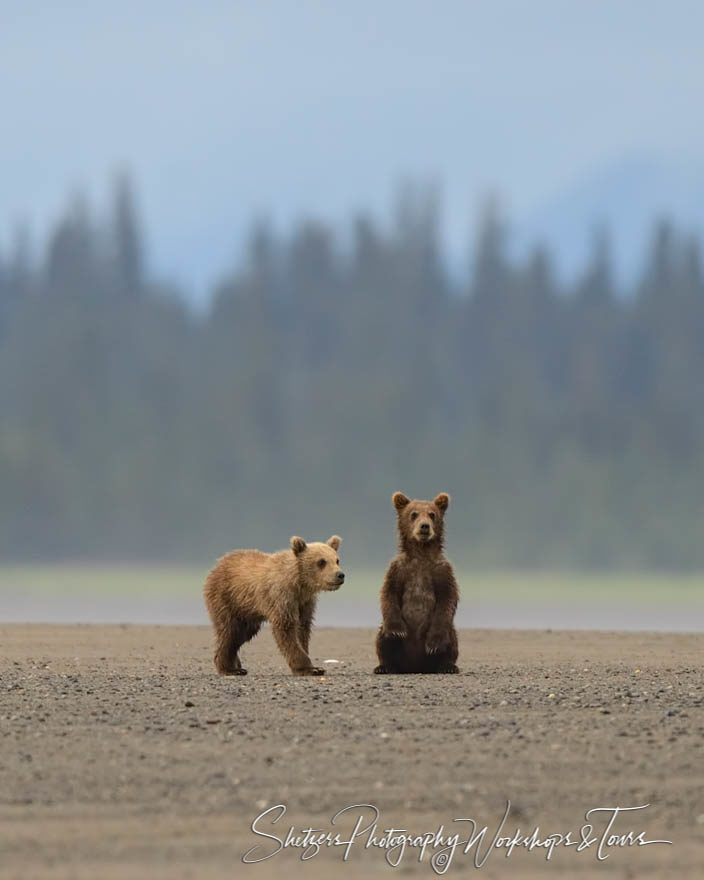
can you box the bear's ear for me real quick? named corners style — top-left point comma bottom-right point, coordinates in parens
top-left (327, 535), bottom-right (341, 550)
top-left (392, 492), bottom-right (410, 510)
top-left (433, 492), bottom-right (450, 512)
top-left (290, 536), bottom-right (307, 556)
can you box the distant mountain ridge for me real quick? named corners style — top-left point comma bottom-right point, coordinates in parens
top-left (141, 155), bottom-right (704, 299)
top-left (513, 155), bottom-right (704, 286)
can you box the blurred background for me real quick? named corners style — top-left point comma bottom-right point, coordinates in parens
top-left (2, 1), bottom-right (704, 628)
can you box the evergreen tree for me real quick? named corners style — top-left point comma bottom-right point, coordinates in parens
top-left (2, 174), bottom-right (704, 569)
top-left (112, 170), bottom-right (143, 296)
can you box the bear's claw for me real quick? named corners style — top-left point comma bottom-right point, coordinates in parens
top-left (294, 666), bottom-right (325, 676)
top-left (425, 637), bottom-right (449, 655)
top-left (384, 628), bottom-right (407, 639)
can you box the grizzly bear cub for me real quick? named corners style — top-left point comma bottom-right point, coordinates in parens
top-left (375, 492), bottom-right (459, 674)
top-left (204, 535), bottom-right (344, 676)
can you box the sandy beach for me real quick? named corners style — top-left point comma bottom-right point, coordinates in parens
top-left (1, 624), bottom-right (702, 878)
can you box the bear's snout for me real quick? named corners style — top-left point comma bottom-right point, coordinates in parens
top-left (330, 570), bottom-right (345, 589)
top-left (415, 519), bottom-right (435, 541)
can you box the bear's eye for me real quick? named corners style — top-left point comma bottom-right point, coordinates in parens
top-left (317, 559), bottom-right (327, 569)
top-left (410, 512), bottom-right (418, 521)
top-left (429, 512), bottom-right (436, 520)
top-left (336, 558), bottom-right (339, 565)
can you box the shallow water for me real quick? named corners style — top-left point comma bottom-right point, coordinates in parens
top-left (2, 591), bottom-right (703, 631)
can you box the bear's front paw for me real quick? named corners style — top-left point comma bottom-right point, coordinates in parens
top-left (425, 633), bottom-right (449, 655)
top-left (383, 623), bottom-right (407, 639)
top-left (373, 664), bottom-right (388, 674)
top-left (293, 666), bottom-right (325, 676)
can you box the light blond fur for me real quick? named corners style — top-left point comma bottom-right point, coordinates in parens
top-left (204, 535), bottom-right (343, 676)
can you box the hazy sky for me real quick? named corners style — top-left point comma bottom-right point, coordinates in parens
top-left (2, 1), bottom-right (703, 294)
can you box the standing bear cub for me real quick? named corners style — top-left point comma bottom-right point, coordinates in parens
top-left (204, 535), bottom-right (344, 676)
top-left (375, 492), bottom-right (459, 674)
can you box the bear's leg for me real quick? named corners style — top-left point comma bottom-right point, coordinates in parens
top-left (298, 599), bottom-right (316, 655)
top-left (270, 615), bottom-right (324, 676)
top-left (422, 627), bottom-right (459, 674)
top-left (214, 616), bottom-right (260, 675)
top-left (374, 628), bottom-right (407, 674)
top-left (213, 618), bottom-right (243, 675)
top-left (229, 617), bottom-right (263, 675)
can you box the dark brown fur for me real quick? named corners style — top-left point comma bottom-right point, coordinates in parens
top-left (375, 492), bottom-right (459, 674)
top-left (203, 535), bottom-right (343, 676)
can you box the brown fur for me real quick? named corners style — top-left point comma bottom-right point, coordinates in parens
top-left (204, 535), bottom-right (343, 676)
top-left (375, 492), bottom-right (459, 674)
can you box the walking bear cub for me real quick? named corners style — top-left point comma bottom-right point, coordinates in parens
top-left (375, 492), bottom-right (459, 674)
top-left (204, 535), bottom-right (344, 676)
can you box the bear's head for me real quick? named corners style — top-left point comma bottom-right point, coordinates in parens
top-left (392, 491), bottom-right (449, 550)
top-left (290, 535), bottom-right (345, 591)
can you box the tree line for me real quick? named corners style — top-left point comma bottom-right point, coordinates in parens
top-left (1, 176), bottom-right (703, 569)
